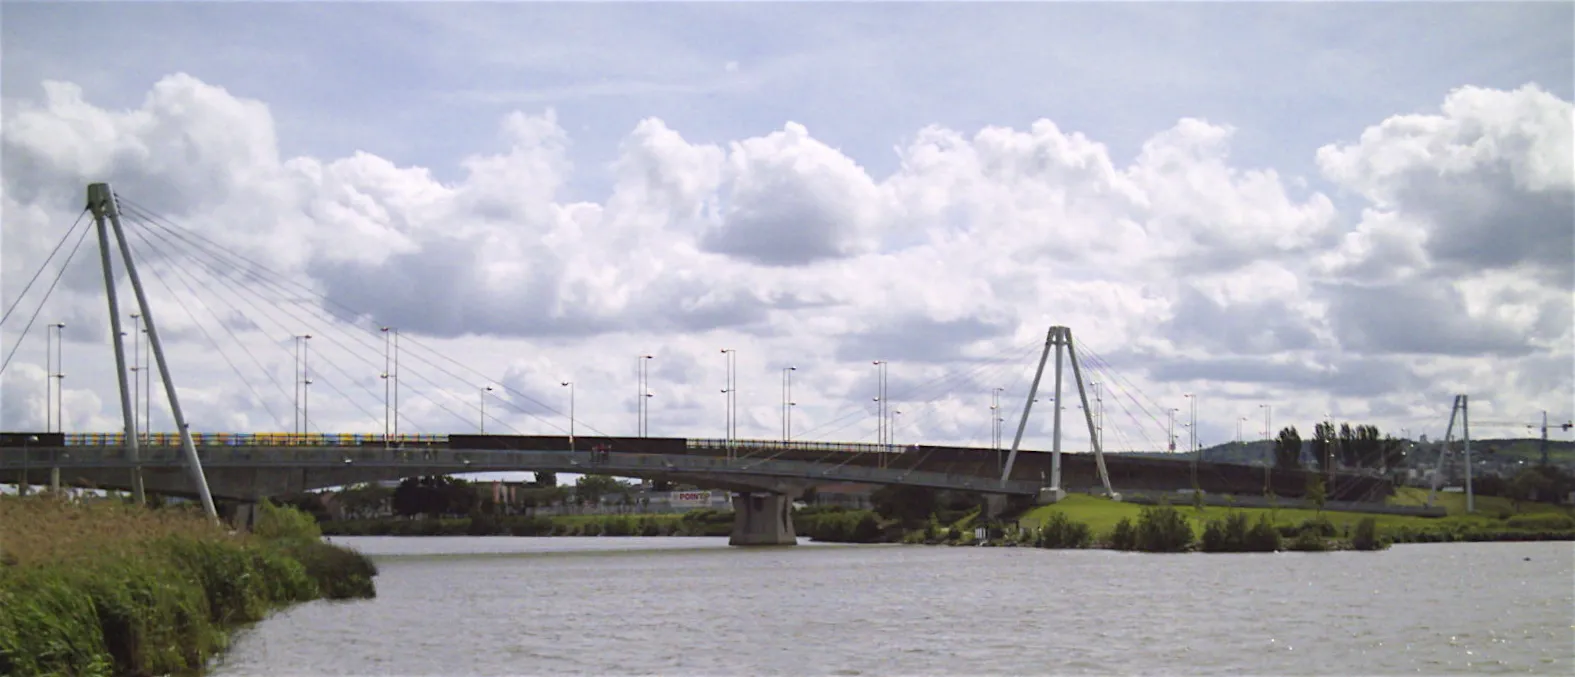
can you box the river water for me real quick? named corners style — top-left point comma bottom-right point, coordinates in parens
top-left (212, 537), bottom-right (1573, 675)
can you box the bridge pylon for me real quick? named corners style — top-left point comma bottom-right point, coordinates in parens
top-left (86, 183), bottom-right (218, 519)
top-left (1425, 394), bottom-right (1474, 513)
top-left (999, 326), bottom-right (1119, 503)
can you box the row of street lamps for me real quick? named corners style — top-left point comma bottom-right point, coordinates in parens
top-left (28, 320), bottom-right (1268, 451)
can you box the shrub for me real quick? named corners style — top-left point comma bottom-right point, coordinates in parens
top-left (253, 500), bottom-right (323, 548)
top-left (1131, 504), bottom-right (1193, 552)
top-left (1286, 529), bottom-right (1329, 552)
top-left (799, 510), bottom-right (884, 543)
top-left (1034, 512), bottom-right (1093, 549)
top-left (1351, 517), bottom-right (1388, 551)
top-left (1505, 513), bottom-right (1575, 531)
top-left (1299, 517), bottom-right (1337, 538)
top-left (1108, 518), bottom-right (1136, 551)
top-left (1245, 515), bottom-right (1282, 552)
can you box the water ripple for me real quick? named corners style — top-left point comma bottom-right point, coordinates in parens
top-left (212, 539), bottom-right (1574, 676)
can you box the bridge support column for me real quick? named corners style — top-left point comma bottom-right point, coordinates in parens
top-left (729, 492), bottom-right (796, 546)
top-left (1036, 487), bottom-right (1066, 504)
top-left (229, 502), bottom-right (260, 532)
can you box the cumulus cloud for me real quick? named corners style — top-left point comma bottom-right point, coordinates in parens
top-left (2, 73), bottom-right (1569, 450)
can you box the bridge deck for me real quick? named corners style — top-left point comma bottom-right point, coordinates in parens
top-left (0, 444), bottom-right (1045, 496)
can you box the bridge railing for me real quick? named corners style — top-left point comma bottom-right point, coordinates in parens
top-left (58, 432), bottom-right (451, 447)
top-left (0, 446), bottom-right (1046, 495)
top-left (687, 438), bottom-right (909, 454)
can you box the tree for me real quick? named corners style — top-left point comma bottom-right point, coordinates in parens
top-left (336, 482), bottom-right (393, 519)
top-left (1274, 426), bottom-right (1303, 470)
top-left (1380, 435), bottom-right (1406, 471)
top-left (1311, 422), bottom-right (1336, 474)
top-left (392, 475), bottom-right (476, 518)
top-left (1337, 423), bottom-right (1358, 468)
top-left (1509, 467), bottom-right (1555, 510)
top-left (871, 485), bottom-right (937, 527)
top-left (1304, 473), bottom-right (1327, 515)
top-left (534, 472), bottom-right (557, 488)
top-left (573, 474), bottom-right (627, 506)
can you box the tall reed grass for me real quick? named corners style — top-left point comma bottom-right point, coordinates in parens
top-left (0, 494), bottom-right (377, 676)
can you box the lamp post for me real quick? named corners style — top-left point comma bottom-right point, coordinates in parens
top-left (480, 385), bottom-right (494, 433)
top-left (637, 354), bottom-right (654, 437)
top-left (1259, 403), bottom-right (1272, 442)
top-left (130, 313), bottom-right (142, 444)
top-left (991, 387), bottom-right (1005, 474)
top-left (51, 322), bottom-right (66, 433)
top-left (45, 324), bottom-right (54, 434)
top-left (1168, 408), bottom-right (1179, 453)
top-left (719, 349), bottom-right (736, 456)
top-left (1237, 416), bottom-right (1248, 444)
top-left (292, 334), bottom-right (313, 435)
top-left (561, 381), bottom-right (575, 449)
top-left (872, 360), bottom-right (888, 445)
top-left (142, 327), bottom-right (150, 438)
top-left (781, 366), bottom-right (797, 442)
top-left (1184, 393), bottom-right (1198, 486)
top-left (380, 327), bottom-right (399, 437)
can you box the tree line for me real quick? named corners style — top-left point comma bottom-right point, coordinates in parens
top-left (1273, 422), bottom-right (1406, 472)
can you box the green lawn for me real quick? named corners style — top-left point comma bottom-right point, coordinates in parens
top-left (1015, 492), bottom-right (1572, 539)
top-left (1386, 486), bottom-right (1569, 516)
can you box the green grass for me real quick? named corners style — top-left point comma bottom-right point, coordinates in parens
top-left (1016, 493), bottom-right (1574, 540)
top-left (1386, 486), bottom-right (1570, 516)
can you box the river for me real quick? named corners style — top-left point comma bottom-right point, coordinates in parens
top-left (211, 538), bottom-right (1573, 675)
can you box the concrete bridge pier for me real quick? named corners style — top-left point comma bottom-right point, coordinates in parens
top-left (226, 502), bottom-right (261, 532)
top-left (729, 492), bottom-right (797, 546)
top-left (1036, 487), bottom-right (1066, 504)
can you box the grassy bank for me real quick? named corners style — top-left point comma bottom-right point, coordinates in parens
top-left (0, 496), bottom-right (377, 676)
top-left (318, 507), bottom-right (896, 543)
top-left (320, 509), bottom-right (736, 538)
top-left (1009, 494), bottom-right (1575, 550)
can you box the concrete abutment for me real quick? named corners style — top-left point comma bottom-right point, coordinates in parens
top-left (729, 491), bottom-right (797, 546)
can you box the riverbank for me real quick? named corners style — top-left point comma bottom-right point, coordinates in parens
top-left (0, 496), bottom-right (378, 676)
top-left (318, 494), bottom-right (1575, 551)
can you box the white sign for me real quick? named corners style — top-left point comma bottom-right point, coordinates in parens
top-left (671, 491), bottom-right (713, 506)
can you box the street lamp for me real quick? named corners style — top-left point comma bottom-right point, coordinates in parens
top-left (781, 366), bottom-right (797, 442)
top-left (46, 322), bottom-right (65, 433)
top-left (637, 355), bottom-right (654, 437)
top-left (1168, 408), bottom-right (1179, 453)
top-left (302, 379), bottom-right (313, 435)
top-left (293, 334), bottom-right (313, 435)
top-left (1237, 416), bottom-right (1248, 444)
top-left (1259, 403), bottom-right (1272, 442)
top-left (872, 360), bottom-right (888, 445)
top-left (1184, 393), bottom-right (1198, 486)
top-left (130, 313), bottom-right (142, 444)
top-left (561, 381), bottom-right (575, 447)
top-left (990, 387), bottom-right (1005, 473)
top-left (141, 327), bottom-right (150, 437)
top-left (480, 385), bottom-right (494, 433)
top-left (719, 349), bottom-right (736, 454)
top-left (380, 327), bottom-right (399, 437)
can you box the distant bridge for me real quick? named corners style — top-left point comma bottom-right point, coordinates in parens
top-left (1, 431), bottom-right (1391, 511)
top-left (6, 431), bottom-right (1071, 545)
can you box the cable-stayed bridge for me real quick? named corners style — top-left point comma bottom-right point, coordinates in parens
top-left (0, 183), bottom-right (1393, 544)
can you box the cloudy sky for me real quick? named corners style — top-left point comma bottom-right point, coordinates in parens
top-left (2, 2), bottom-right (1572, 459)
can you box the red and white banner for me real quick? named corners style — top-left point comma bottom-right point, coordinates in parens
top-left (670, 491), bottom-right (713, 506)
